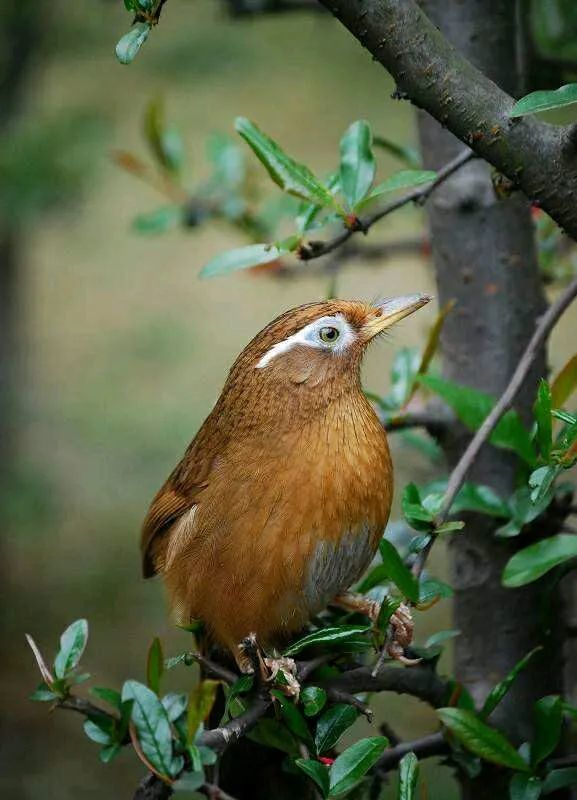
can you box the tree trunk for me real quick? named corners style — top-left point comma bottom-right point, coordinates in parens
top-left (417, 1), bottom-right (563, 797)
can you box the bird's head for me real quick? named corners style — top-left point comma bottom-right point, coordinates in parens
top-left (220, 295), bottom-right (431, 425)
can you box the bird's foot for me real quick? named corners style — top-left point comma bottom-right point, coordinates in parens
top-left (263, 656), bottom-right (301, 699)
top-left (385, 602), bottom-right (421, 666)
top-left (236, 634), bottom-right (300, 698)
top-left (236, 633), bottom-right (266, 676)
top-left (331, 591), bottom-right (380, 622)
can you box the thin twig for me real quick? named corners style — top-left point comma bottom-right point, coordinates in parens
top-left (189, 653), bottom-right (238, 685)
top-left (413, 275), bottom-right (577, 578)
top-left (376, 732), bottom-right (447, 772)
top-left (326, 687), bottom-right (374, 721)
top-left (57, 695), bottom-right (118, 723)
top-left (298, 150), bottom-right (474, 261)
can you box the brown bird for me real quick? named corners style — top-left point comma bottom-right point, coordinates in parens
top-left (142, 295), bottom-right (430, 673)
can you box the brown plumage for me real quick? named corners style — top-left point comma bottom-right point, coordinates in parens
top-left (142, 295), bottom-right (430, 665)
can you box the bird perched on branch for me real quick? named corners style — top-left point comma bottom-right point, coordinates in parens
top-left (142, 295), bottom-right (430, 675)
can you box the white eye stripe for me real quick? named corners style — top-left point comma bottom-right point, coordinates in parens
top-left (256, 314), bottom-right (355, 369)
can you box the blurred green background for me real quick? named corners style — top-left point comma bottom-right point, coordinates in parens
top-left (2, 2), bottom-right (576, 798)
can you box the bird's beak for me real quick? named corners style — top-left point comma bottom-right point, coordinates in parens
top-left (362, 293), bottom-right (432, 340)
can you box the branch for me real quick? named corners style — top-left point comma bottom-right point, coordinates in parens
top-left (316, 0), bottom-right (577, 242)
top-left (323, 664), bottom-right (450, 709)
top-left (412, 275), bottom-right (577, 576)
top-left (377, 732), bottom-right (447, 772)
top-left (198, 694), bottom-right (272, 752)
top-left (298, 150), bottom-right (474, 260)
top-left (269, 236), bottom-right (426, 279)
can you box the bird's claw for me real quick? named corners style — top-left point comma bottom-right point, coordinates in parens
top-left (236, 634), bottom-right (300, 697)
top-left (264, 656), bottom-right (301, 698)
top-left (385, 602), bottom-right (421, 666)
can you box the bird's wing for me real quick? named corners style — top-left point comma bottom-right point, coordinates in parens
top-left (141, 483), bottom-right (191, 576)
top-left (141, 426), bottom-right (217, 578)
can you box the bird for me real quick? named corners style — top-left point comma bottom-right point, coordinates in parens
top-left (141, 295), bottom-right (430, 674)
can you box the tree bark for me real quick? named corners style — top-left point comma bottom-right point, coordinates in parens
top-left (417, 1), bottom-right (562, 797)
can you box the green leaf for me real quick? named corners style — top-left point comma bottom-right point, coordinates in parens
top-left (551, 355), bottom-right (577, 408)
top-left (510, 773), bottom-right (543, 800)
top-left (481, 648), bottom-right (542, 719)
top-left (235, 117), bottom-right (336, 208)
top-left (100, 743), bottom-right (122, 764)
top-left (531, 696), bottom-right (562, 766)
top-left (534, 380), bottom-right (553, 460)
top-left (91, 687), bottom-right (122, 710)
top-left (390, 348), bottom-right (422, 408)
top-left (207, 133), bottom-right (245, 190)
top-left (122, 679), bottom-right (176, 779)
top-left (377, 596), bottom-right (401, 632)
top-left (54, 619), bottom-right (88, 679)
top-left (295, 759), bottom-right (330, 798)
top-left (359, 170), bottom-right (437, 208)
top-left (339, 120), bottom-right (375, 209)
top-left (496, 485), bottom-right (554, 539)
top-left (84, 719), bottom-right (113, 746)
top-left (30, 683), bottom-right (59, 702)
top-left (200, 243), bottom-right (288, 279)
top-left (401, 483), bottom-right (435, 533)
top-left (172, 771), bottom-right (205, 793)
top-left (528, 466), bottom-right (559, 506)
top-left (419, 374), bottom-right (536, 464)
top-left (329, 737), bottom-right (388, 797)
top-left (248, 718), bottom-right (299, 755)
top-left (437, 708), bottom-right (529, 771)
top-left (436, 520), bottom-right (465, 535)
top-left (542, 767), bottom-right (577, 794)
top-left (552, 409), bottom-right (577, 426)
top-left (510, 84), bottom-right (577, 117)
top-left (418, 578), bottom-right (453, 605)
top-left (133, 206), bottom-right (182, 234)
top-left (162, 692), bottom-right (188, 723)
top-left (301, 686), bottom-right (327, 718)
top-left (187, 680), bottom-right (220, 744)
top-left (144, 98), bottom-right (183, 174)
top-left (284, 626), bottom-right (370, 657)
top-left (398, 752), bottom-right (419, 800)
top-left (379, 538), bottom-right (420, 602)
top-left (421, 629), bottom-right (460, 658)
top-left (372, 136), bottom-right (421, 168)
top-left (315, 704), bottom-right (358, 755)
top-left (115, 23), bottom-right (150, 65)
top-left (502, 534), bottom-right (577, 587)
top-left (272, 691), bottom-right (315, 750)
top-left (147, 637), bottom-right (164, 696)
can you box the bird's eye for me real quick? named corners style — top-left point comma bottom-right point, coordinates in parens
top-left (319, 326), bottom-right (340, 344)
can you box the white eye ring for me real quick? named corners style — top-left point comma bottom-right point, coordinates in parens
top-left (256, 313), bottom-right (355, 369)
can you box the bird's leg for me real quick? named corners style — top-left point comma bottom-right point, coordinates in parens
top-left (236, 633), bottom-right (267, 676)
top-left (332, 592), bottom-right (420, 667)
top-left (331, 591), bottom-right (380, 621)
top-left (236, 633), bottom-right (300, 698)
